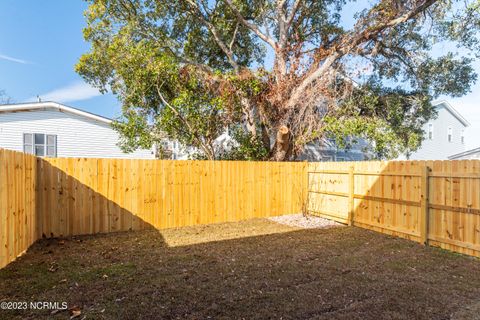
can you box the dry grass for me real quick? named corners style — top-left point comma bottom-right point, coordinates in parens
top-left (1, 218), bottom-right (480, 319)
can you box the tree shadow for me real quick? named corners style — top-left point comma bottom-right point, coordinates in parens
top-left (2, 222), bottom-right (480, 319)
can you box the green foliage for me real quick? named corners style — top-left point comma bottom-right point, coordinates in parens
top-left (322, 83), bottom-right (434, 159)
top-left (111, 110), bottom-right (154, 153)
top-left (77, 0), bottom-right (480, 160)
top-left (77, 37), bottom-right (234, 159)
top-left (218, 127), bottom-right (269, 161)
top-left (416, 54), bottom-right (477, 98)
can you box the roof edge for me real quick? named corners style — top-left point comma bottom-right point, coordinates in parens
top-left (0, 101), bottom-right (113, 124)
top-left (448, 146), bottom-right (480, 159)
top-left (432, 100), bottom-right (470, 127)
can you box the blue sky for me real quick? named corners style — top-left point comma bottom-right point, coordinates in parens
top-left (1, 0), bottom-right (480, 149)
top-left (0, 0), bottom-right (119, 118)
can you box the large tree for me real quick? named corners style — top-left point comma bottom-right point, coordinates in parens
top-left (77, 0), bottom-right (480, 160)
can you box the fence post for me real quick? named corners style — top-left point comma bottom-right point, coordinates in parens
top-left (420, 165), bottom-right (430, 245)
top-left (348, 166), bottom-right (355, 226)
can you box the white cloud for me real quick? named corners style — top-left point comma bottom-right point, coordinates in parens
top-left (31, 81), bottom-right (102, 103)
top-left (0, 53), bottom-right (30, 64)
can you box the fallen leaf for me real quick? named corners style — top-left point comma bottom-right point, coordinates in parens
top-left (48, 265), bottom-right (58, 272)
top-left (69, 306), bottom-right (82, 319)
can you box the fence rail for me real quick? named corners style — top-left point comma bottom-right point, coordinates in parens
top-left (37, 158), bottom-right (307, 237)
top-left (307, 160), bottom-right (480, 257)
top-left (2, 147), bottom-right (480, 269)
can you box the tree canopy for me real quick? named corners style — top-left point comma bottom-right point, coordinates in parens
top-left (77, 0), bottom-right (480, 160)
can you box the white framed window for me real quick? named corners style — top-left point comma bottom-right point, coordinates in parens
top-left (461, 130), bottom-right (465, 144)
top-left (23, 133), bottom-right (33, 154)
top-left (23, 133), bottom-right (57, 157)
top-left (428, 123), bottom-right (434, 140)
top-left (448, 127), bottom-right (452, 143)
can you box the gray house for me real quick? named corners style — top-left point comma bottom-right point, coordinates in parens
top-left (299, 138), bottom-right (368, 161)
top-left (301, 100), bottom-right (469, 162)
top-left (403, 101), bottom-right (469, 160)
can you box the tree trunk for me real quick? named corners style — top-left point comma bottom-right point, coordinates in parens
top-left (271, 125), bottom-right (292, 161)
top-left (261, 123), bottom-right (271, 151)
top-left (241, 97), bottom-right (257, 137)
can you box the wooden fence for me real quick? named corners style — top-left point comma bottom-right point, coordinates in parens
top-left (37, 158), bottom-right (307, 237)
top-left (0, 149), bottom-right (38, 268)
top-left (3, 147), bottom-right (480, 268)
top-left (307, 160), bottom-right (480, 257)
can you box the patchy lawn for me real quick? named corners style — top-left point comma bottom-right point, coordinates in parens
top-left (1, 217), bottom-right (480, 319)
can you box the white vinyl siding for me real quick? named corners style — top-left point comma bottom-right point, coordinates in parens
top-left (406, 103), bottom-right (468, 160)
top-left (0, 109), bottom-right (154, 159)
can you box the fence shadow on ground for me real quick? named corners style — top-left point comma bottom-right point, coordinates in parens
top-left (2, 224), bottom-right (480, 319)
top-left (2, 151), bottom-right (308, 268)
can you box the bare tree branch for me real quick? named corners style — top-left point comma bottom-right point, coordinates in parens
top-left (225, 0), bottom-right (277, 48)
top-left (229, 22), bottom-right (240, 51)
top-left (184, 0), bottom-right (240, 71)
top-left (286, 0), bottom-right (302, 28)
top-left (288, 0), bottom-right (438, 107)
top-left (156, 81), bottom-right (215, 159)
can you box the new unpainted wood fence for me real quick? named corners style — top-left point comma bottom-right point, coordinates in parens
top-left (0, 149), bottom-right (307, 268)
top-left (37, 158), bottom-right (307, 237)
top-left (308, 161), bottom-right (480, 257)
top-left (0, 149), bottom-right (37, 268)
top-left (2, 147), bottom-right (480, 269)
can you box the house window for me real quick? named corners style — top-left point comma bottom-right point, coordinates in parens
top-left (428, 123), bottom-right (434, 140)
top-left (461, 130), bottom-right (465, 144)
top-left (23, 133), bottom-right (33, 154)
top-left (23, 133), bottom-right (57, 157)
top-left (448, 127), bottom-right (452, 143)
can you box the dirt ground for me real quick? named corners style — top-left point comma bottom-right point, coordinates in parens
top-left (1, 218), bottom-right (480, 320)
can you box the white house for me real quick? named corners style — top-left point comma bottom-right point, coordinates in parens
top-left (402, 101), bottom-right (469, 160)
top-left (0, 101), bottom-right (155, 159)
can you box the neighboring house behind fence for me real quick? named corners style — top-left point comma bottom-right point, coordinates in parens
top-left (401, 100), bottom-right (469, 160)
top-left (298, 138), bottom-right (368, 162)
top-left (0, 101), bottom-right (155, 159)
top-left (302, 100), bottom-right (470, 162)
